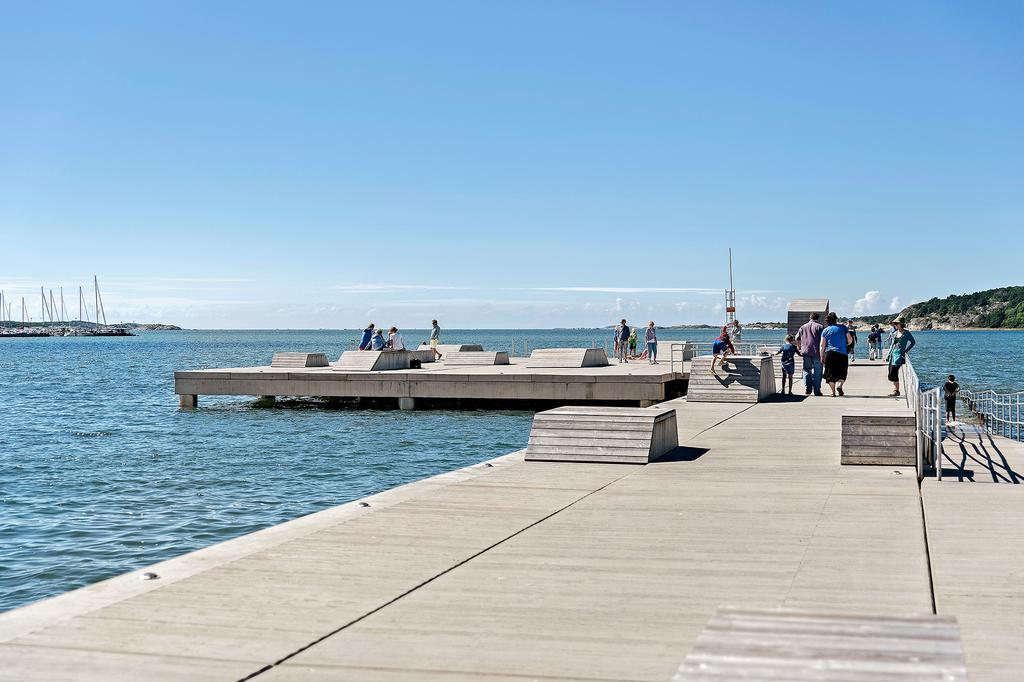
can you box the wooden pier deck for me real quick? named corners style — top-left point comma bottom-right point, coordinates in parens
top-left (3, 362), bottom-right (1022, 680)
top-left (174, 355), bottom-right (688, 408)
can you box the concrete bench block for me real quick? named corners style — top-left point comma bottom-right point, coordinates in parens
top-left (526, 348), bottom-right (609, 368)
top-left (417, 343), bottom-right (485, 354)
top-left (334, 350), bottom-right (436, 372)
top-left (841, 413), bottom-right (917, 466)
top-left (444, 351), bottom-right (510, 366)
top-left (525, 406), bottom-right (678, 464)
top-left (687, 355), bottom-right (776, 403)
top-left (270, 352), bottom-right (330, 368)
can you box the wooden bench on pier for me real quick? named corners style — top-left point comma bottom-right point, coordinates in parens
top-left (270, 352), bottom-right (330, 368)
top-left (524, 406), bottom-right (678, 464)
top-left (444, 351), bottom-right (510, 366)
top-left (526, 348), bottom-right (609, 368)
top-left (674, 607), bottom-right (967, 681)
top-left (333, 350), bottom-right (436, 372)
top-left (687, 355), bottom-right (776, 403)
top-left (841, 412), bottom-right (917, 466)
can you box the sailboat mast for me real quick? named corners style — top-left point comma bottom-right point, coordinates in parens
top-left (94, 275), bottom-right (107, 326)
top-left (725, 248), bottom-right (736, 325)
top-left (60, 287), bottom-right (67, 322)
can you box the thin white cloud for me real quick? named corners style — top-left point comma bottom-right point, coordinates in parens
top-left (328, 283), bottom-right (472, 293)
top-left (511, 287), bottom-right (777, 295)
top-left (889, 296), bottom-right (903, 312)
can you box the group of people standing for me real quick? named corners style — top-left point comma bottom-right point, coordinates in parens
top-left (793, 313), bottom-right (916, 397)
top-left (357, 320), bottom-right (444, 360)
top-left (613, 319), bottom-right (660, 364)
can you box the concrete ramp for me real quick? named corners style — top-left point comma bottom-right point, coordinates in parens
top-left (525, 406), bottom-right (678, 464)
top-left (674, 607), bottom-right (967, 681)
top-left (527, 348), bottom-right (609, 368)
top-left (334, 350), bottom-right (435, 372)
top-left (687, 355), bottom-right (776, 403)
top-left (444, 351), bottom-right (510, 366)
top-left (270, 352), bottom-right (330, 368)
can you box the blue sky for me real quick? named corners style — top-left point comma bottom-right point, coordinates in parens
top-left (1, 1), bottom-right (1021, 327)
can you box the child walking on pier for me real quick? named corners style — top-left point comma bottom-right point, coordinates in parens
top-left (776, 334), bottom-right (800, 395)
top-left (944, 375), bottom-right (960, 424)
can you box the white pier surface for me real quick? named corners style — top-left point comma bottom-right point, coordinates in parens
top-left (4, 362), bottom-right (1022, 681)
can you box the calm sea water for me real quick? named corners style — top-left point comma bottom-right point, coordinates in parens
top-left (1, 328), bottom-right (1020, 612)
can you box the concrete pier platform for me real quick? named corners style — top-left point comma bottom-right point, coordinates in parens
top-left (174, 355), bottom-right (688, 408)
top-left (4, 362), bottom-right (1020, 681)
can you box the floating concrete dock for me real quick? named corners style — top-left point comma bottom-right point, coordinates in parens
top-left (5, 362), bottom-right (1022, 681)
top-left (174, 353), bottom-right (687, 409)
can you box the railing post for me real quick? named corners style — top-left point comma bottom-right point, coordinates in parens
top-left (935, 393), bottom-right (943, 481)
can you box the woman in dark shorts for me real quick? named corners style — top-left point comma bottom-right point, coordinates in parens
top-left (819, 312), bottom-right (852, 397)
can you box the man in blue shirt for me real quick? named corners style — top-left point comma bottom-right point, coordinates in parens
top-left (617, 319), bottom-right (630, 363)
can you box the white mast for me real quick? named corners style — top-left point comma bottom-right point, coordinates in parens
top-left (49, 290), bottom-right (59, 322)
top-left (41, 286), bottom-right (50, 322)
top-left (22, 297), bottom-right (27, 326)
top-left (725, 248), bottom-right (736, 325)
top-left (60, 287), bottom-right (67, 322)
top-left (0, 289), bottom-right (4, 322)
top-left (94, 275), bottom-right (107, 326)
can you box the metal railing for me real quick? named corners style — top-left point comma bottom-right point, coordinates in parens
top-left (900, 357), bottom-right (943, 481)
top-left (958, 388), bottom-right (1024, 442)
top-left (688, 339), bottom-right (780, 358)
top-left (669, 342), bottom-right (693, 373)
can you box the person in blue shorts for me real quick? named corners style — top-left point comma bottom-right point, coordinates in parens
top-left (711, 325), bottom-right (735, 370)
top-left (775, 334), bottom-right (800, 394)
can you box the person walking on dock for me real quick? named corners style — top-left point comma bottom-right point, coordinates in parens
top-left (847, 324), bottom-right (858, 363)
top-left (944, 375), bottom-right (960, 423)
top-left (645, 321), bottom-right (658, 364)
top-left (628, 327), bottom-right (638, 359)
top-left (820, 312), bottom-right (852, 397)
top-left (429, 319), bottom-right (442, 360)
top-left (617, 319), bottom-right (630, 363)
top-left (867, 325), bottom-right (882, 361)
top-left (886, 319), bottom-right (916, 397)
top-left (797, 312), bottom-right (824, 396)
top-left (775, 334), bottom-right (800, 395)
top-left (359, 323), bottom-right (375, 350)
top-left (711, 324), bottom-right (735, 371)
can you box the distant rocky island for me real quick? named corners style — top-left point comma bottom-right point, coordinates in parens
top-left (852, 286), bottom-right (1024, 330)
top-left (0, 321), bottom-right (182, 331)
